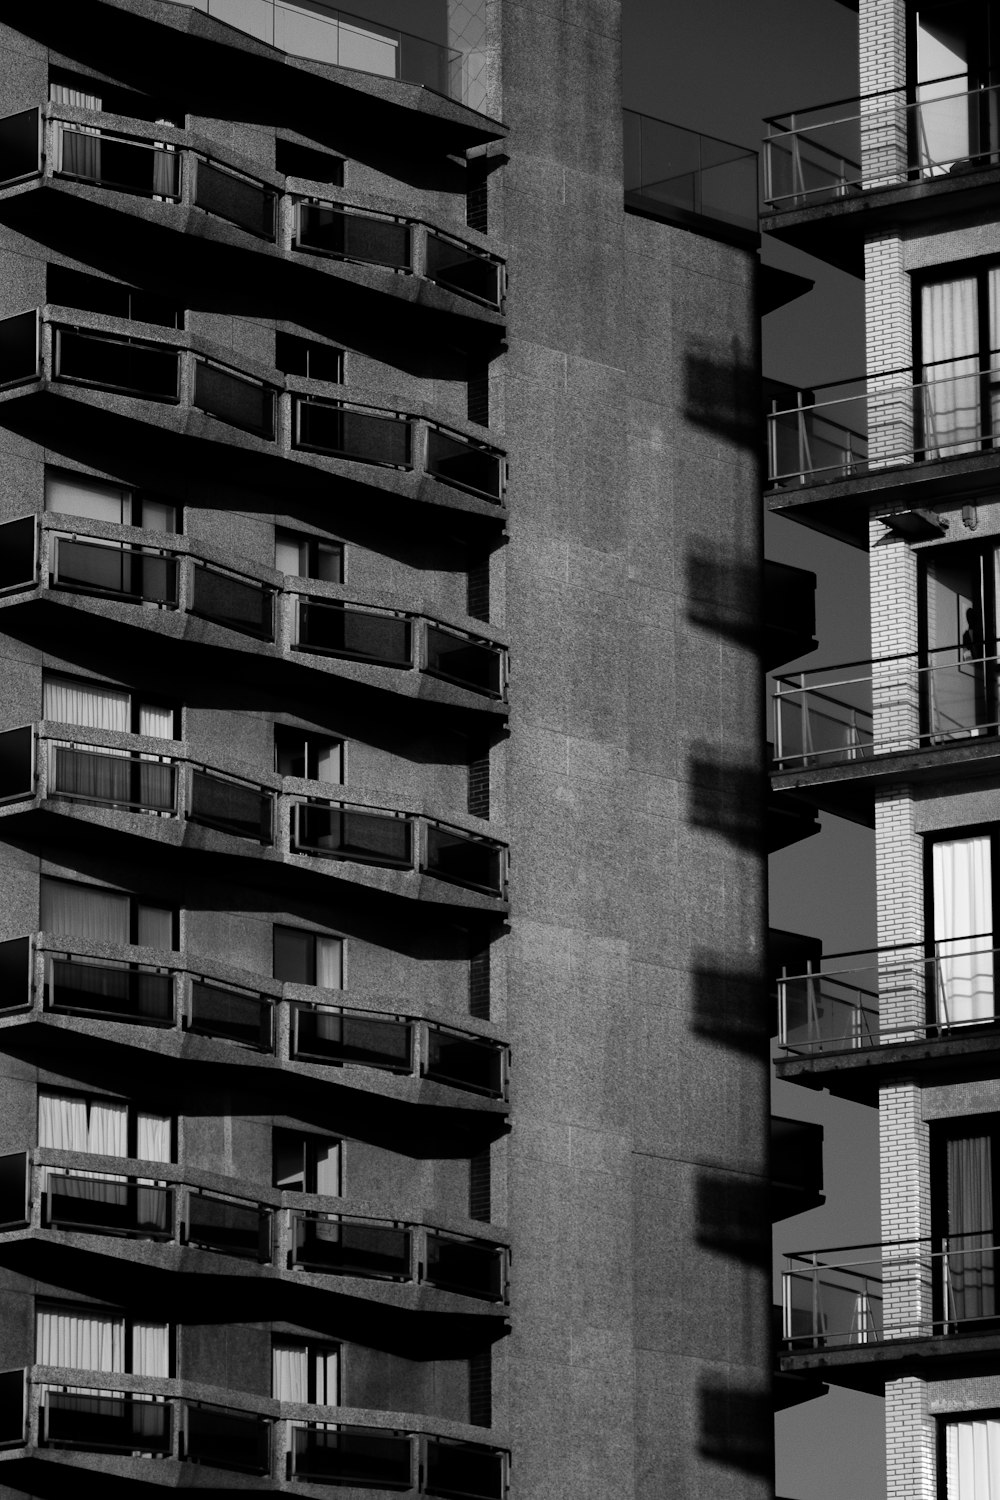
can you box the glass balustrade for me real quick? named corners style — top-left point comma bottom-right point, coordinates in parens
top-left (48, 745), bottom-right (177, 814)
top-left (185, 1191), bottom-right (271, 1260)
top-left (623, 109), bottom-right (758, 232)
top-left (47, 955), bottom-right (174, 1025)
top-left (193, 359), bottom-right (276, 437)
top-left (0, 310), bottom-right (38, 386)
top-left (0, 107), bottom-right (40, 186)
top-left (0, 726), bottom-right (33, 803)
top-left (55, 125), bottom-right (180, 199)
top-left (0, 516), bottom-right (36, 592)
top-left (294, 396), bottom-right (412, 467)
top-left (0, 1369), bottom-right (25, 1447)
top-left (194, 158), bottom-right (275, 237)
top-left (296, 200), bottom-right (410, 269)
top-left (54, 327), bottom-right (180, 401)
top-left (292, 1213), bottom-right (411, 1279)
top-left (0, 1153), bottom-right (27, 1230)
top-left (425, 1025), bottom-right (505, 1097)
top-left (290, 1422), bottom-right (412, 1488)
top-left (291, 1004), bottom-right (413, 1071)
top-left (425, 1436), bottom-right (507, 1500)
top-left (188, 768), bottom-right (273, 842)
top-left (188, 979), bottom-right (273, 1050)
top-left (45, 1174), bottom-right (173, 1239)
top-left (190, 561), bottom-right (274, 638)
top-left (425, 823), bottom-right (503, 894)
top-left (426, 427), bottom-right (503, 500)
top-left (296, 598), bottom-right (412, 666)
top-left (291, 802), bottom-right (413, 867)
top-left (425, 625), bottom-right (502, 695)
top-left (0, 936), bottom-right (30, 1011)
top-left (41, 1388), bottom-right (171, 1454)
top-left (183, 1401), bottom-right (271, 1473)
top-left (425, 1232), bottom-right (505, 1301)
top-left (51, 537), bottom-right (178, 605)
top-left (425, 233), bottom-right (501, 306)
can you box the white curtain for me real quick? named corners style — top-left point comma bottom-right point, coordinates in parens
top-left (947, 1134), bottom-right (995, 1322)
top-left (43, 677), bottom-right (129, 732)
top-left (933, 836), bottom-right (995, 1023)
top-left (38, 1093), bottom-right (88, 1151)
top-left (139, 499), bottom-right (177, 534)
top-left (44, 473), bottom-right (128, 524)
top-left (139, 704), bottom-right (174, 739)
top-left (273, 1342), bottom-right (308, 1402)
top-left (316, 936), bottom-right (343, 988)
top-left (136, 1113), bottom-right (170, 1163)
top-left (131, 1322), bottom-right (169, 1378)
top-left (136, 903), bottom-right (173, 949)
top-left (87, 1102), bottom-right (127, 1157)
top-left (948, 1417), bottom-right (1000, 1499)
top-left (36, 1308), bottom-right (122, 1372)
top-left (989, 268), bottom-right (1000, 438)
top-left (40, 879), bottom-right (131, 944)
top-left (313, 1347), bottom-right (338, 1406)
top-left (922, 277), bottom-right (981, 456)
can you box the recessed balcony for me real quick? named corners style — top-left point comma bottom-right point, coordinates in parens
top-left (0, 106), bottom-right (505, 321)
top-left (774, 936), bottom-right (1000, 1102)
top-left (0, 307), bottom-right (507, 514)
top-left (0, 1148), bottom-right (510, 1306)
top-left (0, 934), bottom-right (510, 1102)
top-left (766, 364), bottom-right (1000, 545)
top-left (0, 1364), bottom-right (509, 1495)
top-left (0, 515), bottom-right (508, 712)
top-left (770, 650), bottom-right (1000, 822)
top-left (779, 1235), bottom-right (1000, 1389)
top-left (623, 108), bottom-right (759, 247)
top-left (762, 77), bottom-right (1000, 272)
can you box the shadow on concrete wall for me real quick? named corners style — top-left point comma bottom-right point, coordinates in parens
top-left (698, 1379), bottom-right (775, 1481)
top-left (694, 1167), bottom-right (770, 1268)
top-left (685, 546), bottom-right (760, 654)
top-left (691, 963), bottom-right (770, 1057)
top-left (687, 747), bottom-right (764, 852)
top-left (683, 337), bottom-right (760, 453)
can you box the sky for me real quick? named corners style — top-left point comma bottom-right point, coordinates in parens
top-left (622, 3), bottom-right (886, 1497)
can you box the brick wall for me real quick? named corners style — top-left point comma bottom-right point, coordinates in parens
top-left (860, 0), bottom-right (908, 187)
top-left (865, 238), bottom-right (913, 467)
top-left (886, 1377), bottom-right (936, 1500)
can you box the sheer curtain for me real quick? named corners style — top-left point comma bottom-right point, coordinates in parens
top-left (36, 1307), bottom-right (122, 1372)
top-left (43, 678), bottom-right (129, 731)
top-left (316, 936), bottom-right (343, 989)
top-left (989, 267), bottom-right (1000, 439)
top-left (38, 1091), bottom-right (127, 1207)
top-left (922, 277), bottom-right (981, 456)
top-left (946, 1135), bottom-right (995, 1322)
top-left (933, 836), bottom-right (994, 1023)
top-left (43, 473), bottom-right (127, 523)
top-left (947, 1417), bottom-right (1000, 1499)
top-left (273, 1342), bottom-right (308, 1402)
top-left (136, 1111), bottom-right (171, 1233)
top-left (50, 83), bottom-right (102, 183)
top-left (40, 879), bottom-right (131, 944)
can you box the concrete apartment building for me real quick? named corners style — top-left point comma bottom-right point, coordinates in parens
top-left (0, 2), bottom-right (781, 1497)
top-left (766, 0), bottom-right (1000, 1495)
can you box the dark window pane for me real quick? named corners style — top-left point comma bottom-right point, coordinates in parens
top-left (425, 1027), bottom-right (505, 1097)
top-left (0, 108), bottom-right (39, 185)
top-left (55, 329), bottom-right (179, 400)
top-left (48, 266), bottom-right (182, 329)
top-left (0, 310), bottom-right (37, 386)
top-left (276, 331), bottom-right (343, 383)
top-left (0, 1153), bottom-right (27, 1229)
top-left (292, 1425), bottom-right (411, 1488)
top-left (0, 937), bottom-right (30, 1012)
top-left (426, 234), bottom-right (502, 306)
top-left (298, 600), bottom-right (411, 665)
top-left (426, 627), bottom-right (502, 695)
top-left (53, 539), bottom-right (178, 604)
top-left (0, 727), bottom-right (32, 802)
top-left (186, 1193), bottom-right (271, 1261)
top-left (297, 203), bottom-right (410, 269)
top-left (295, 397), bottom-right (411, 466)
top-left (425, 1437), bottom-right (506, 1500)
top-left (273, 924), bottom-right (315, 984)
top-left (293, 804), bottom-right (413, 867)
top-left (189, 768), bottom-right (273, 842)
top-left (195, 159), bottom-right (276, 239)
top-left (293, 1215), bottom-right (411, 1279)
top-left (0, 516), bottom-right (35, 592)
top-left (46, 1176), bottom-right (172, 1238)
top-left (184, 1403), bottom-right (270, 1473)
top-left (425, 825), bottom-right (503, 894)
top-left (293, 1006), bottom-right (412, 1071)
top-left (425, 1234), bottom-right (505, 1301)
top-left (193, 361), bottom-right (275, 437)
top-left (189, 980), bottom-right (273, 1050)
top-left (190, 564), bottom-right (273, 638)
top-left (276, 140), bottom-right (345, 184)
top-left (427, 428), bottom-right (503, 500)
top-left (43, 1391), bottom-right (171, 1455)
top-left (0, 1368), bottom-right (25, 1447)
top-left (49, 957), bottom-right (173, 1025)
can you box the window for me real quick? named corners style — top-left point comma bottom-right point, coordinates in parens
top-left (922, 542), bottom-right (1000, 741)
top-left (38, 1090), bottom-right (173, 1162)
top-left (272, 1339), bottom-right (339, 1404)
top-left (275, 139), bottom-right (345, 186)
top-left (276, 333), bottom-right (344, 384)
top-left (45, 469), bottom-right (178, 533)
top-left (43, 673), bottom-right (178, 739)
top-left (274, 527), bottom-right (343, 582)
top-left (273, 924), bottom-right (343, 988)
top-left (944, 1413), bottom-right (1000, 1498)
top-left (273, 1130), bottom-right (342, 1196)
top-left (927, 829), bottom-right (998, 1026)
top-left (932, 1118), bottom-right (1000, 1330)
top-left (916, 262), bottom-right (1000, 458)
top-left (912, 2), bottom-right (1000, 173)
top-left (48, 266), bottom-right (184, 331)
top-left (49, 70), bottom-right (181, 126)
top-left (40, 877), bottom-right (177, 950)
top-left (36, 1302), bottom-right (171, 1376)
top-left (274, 725), bottom-right (344, 784)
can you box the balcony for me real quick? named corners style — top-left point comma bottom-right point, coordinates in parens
top-left (771, 650), bottom-right (1000, 821)
top-left (0, 307), bottom-right (507, 512)
top-left (0, 1367), bottom-right (509, 1491)
top-left (775, 936), bottom-right (1000, 1101)
top-left (762, 77), bottom-right (1000, 271)
top-left (779, 1235), bottom-right (1000, 1388)
top-left (623, 109), bottom-right (758, 246)
top-left (0, 107), bottom-right (505, 318)
top-left (0, 514), bottom-right (509, 708)
top-left (291, 1213), bottom-right (507, 1301)
top-left (0, 934), bottom-right (510, 1102)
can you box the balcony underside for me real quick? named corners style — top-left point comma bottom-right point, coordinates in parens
top-left (778, 1325), bottom-right (1000, 1393)
top-left (0, 181), bottom-right (504, 349)
top-left (771, 734), bottom-right (1000, 828)
top-left (777, 1025), bottom-right (1000, 1104)
top-left (5, 0), bottom-right (506, 153)
top-left (761, 159), bottom-right (1000, 277)
top-left (768, 788), bottom-right (821, 851)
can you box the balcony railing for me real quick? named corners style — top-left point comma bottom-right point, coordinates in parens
top-left (184, 1189), bottom-right (272, 1261)
top-left (42, 1386), bottom-right (173, 1455)
top-left (291, 1212), bottom-right (508, 1300)
top-left (777, 935), bottom-right (1000, 1056)
top-left (623, 109), bottom-right (758, 233)
top-left (0, 934), bottom-right (509, 1099)
top-left (782, 1234), bottom-right (1000, 1349)
top-left (0, 110), bottom-right (504, 311)
top-left (772, 650), bottom-right (1000, 768)
top-left (764, 74), bottom-right (1000, 210)
top-left (766, 358), bottom-right (1000, 488)
top-left (290, 1424), bottom-right (508, 1499)
top-left (45, 1174), bottom-right (173, 1240)
top-left (289, 801), bottom-right (507, 896)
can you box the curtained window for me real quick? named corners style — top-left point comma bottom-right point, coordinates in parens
top-left (272, 1340), bottom-right (339, 1405)
top-left (38, 1091), bottom-right (172, 1163)
top-left (273, 1131), bottom-right (342, 1196)
top-left (45, 472), bottom-right (128, 524)
top-left (946, 1134), bottom-right (996, 1323)
top-left (273, 924), bottom-right (343, 988)
top-left (43, 674), bottom-right (176, 740)
top-left (36, 1305), bottom-right (170, 1376)
top-left (40, 877), bottom-right (176, 951)
top-left (932, 834), bottom-right (996, 1024)
top-left (919, 265), bottom-right (1000, 459)
top-left (946, 1415), bottom-right (1000, 1498)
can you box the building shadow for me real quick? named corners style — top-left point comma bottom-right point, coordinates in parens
top-left (691, 962), bottom-right (770, 1058)
top-left (684, 336), bottom-right (760, 452)
top-left (687, 747), bottom-right (764, 852)
top-left (698, 1378), bottom-right (775, 1480)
